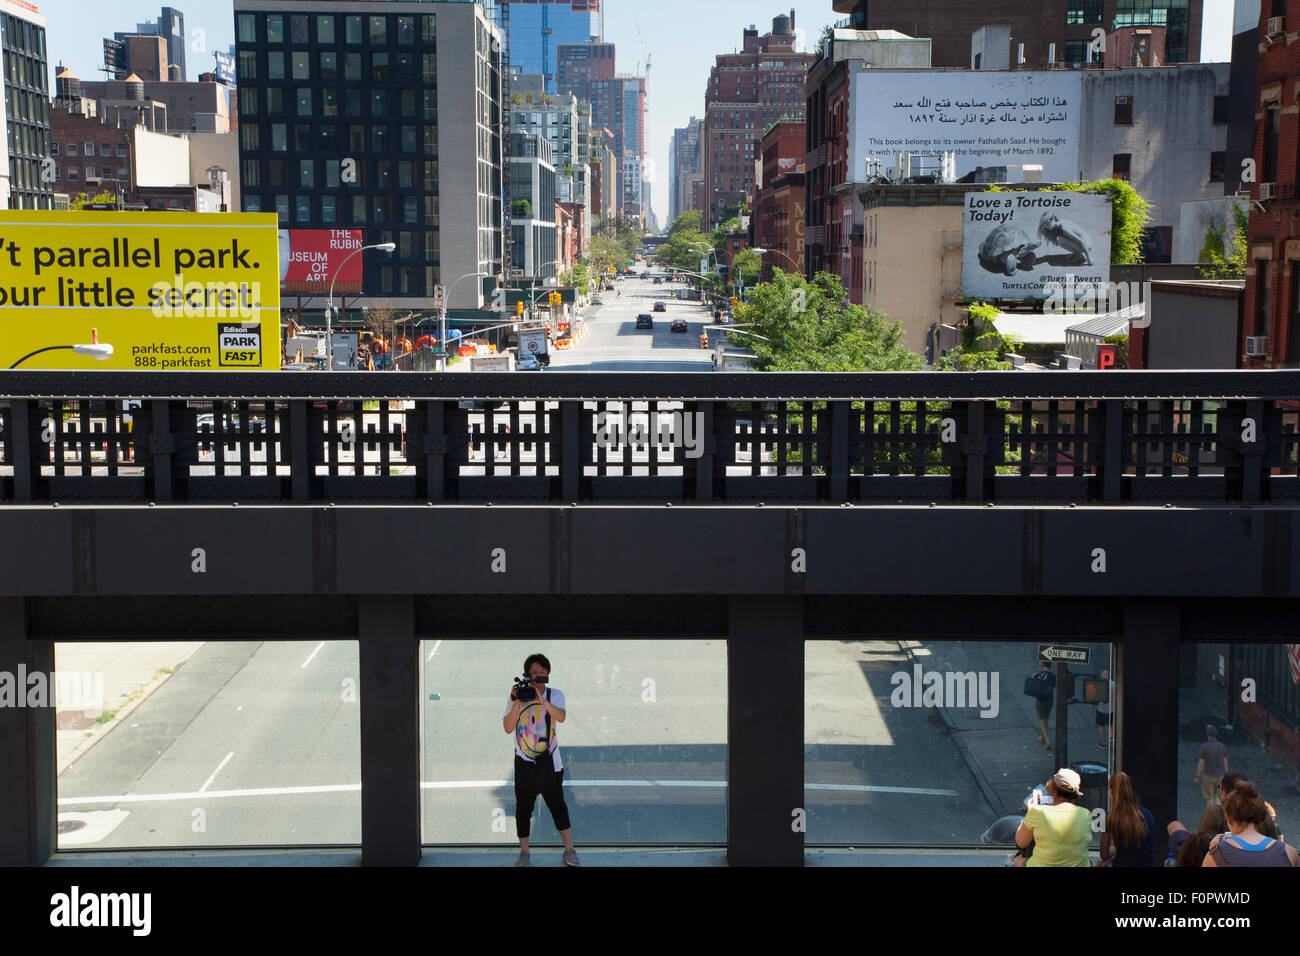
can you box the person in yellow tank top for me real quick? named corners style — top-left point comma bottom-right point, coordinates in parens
top-left (1015, 768), bottom-right (1094, 867)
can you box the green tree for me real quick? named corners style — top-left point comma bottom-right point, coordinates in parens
top-left (731, 247), bottom-right (762, 287)
top-left (734, 270), bottom-right (923, 371)
top-left (988, 178), bottom-right (1151, 264)
top-left (511, 199), bottom-right (532, 217)
top-left (1198, 203), bottom-right (1247, 280)
top-left (935, 301), bottom-right (1020, 370)
top-left (668, 209), bottom-right (703, 237)
top-left (70, 190), bottom-right (119, 210)
top-left (585, 235), bottom-right (625, 278)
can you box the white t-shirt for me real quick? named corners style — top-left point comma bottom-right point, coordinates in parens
top-left (504, 686), bottom-right (565, 771)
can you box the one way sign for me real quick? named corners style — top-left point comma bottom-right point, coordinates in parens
top-left (1039, 644), bottom-right (1090, 664)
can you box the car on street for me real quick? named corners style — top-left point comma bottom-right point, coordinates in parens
top-left (653, 301), bottom-right (667, 312)
top-left (516, 354), bottom-right (542, 371)
top-left (653, 277), bottom-right (663, 284)
top-left (591, 296), bottom-right (603, 305)
top-left (670, 320), bottom-right (687, 333)
top-left (635, 314), bottom-right (653, 330)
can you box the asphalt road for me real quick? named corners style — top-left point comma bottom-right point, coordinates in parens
top-left (56, 638), bottom-right (993, 848)
top-left (549, 273), bottom-right (715, 372)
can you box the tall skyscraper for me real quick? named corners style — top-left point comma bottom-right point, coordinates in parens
top-left (234, 1), bottom-right (505, 308)
top-left (702, 13), bottom-right (813, 228)
top-left (111, 6), bottom-right (188, 81)
top-left (670, 117), bottom-right (703, 224)
top-left (557, 40), bottom-right (615, 102)
top-left (1, 0), bottom-right (53, 209)
top-left (507, 1), bottom-right (601, 94)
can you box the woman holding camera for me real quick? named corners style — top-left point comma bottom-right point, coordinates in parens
top-left (1015, 768), bottom-right (1093, 867)
top-left (503, 653), bottom-right (579, 867)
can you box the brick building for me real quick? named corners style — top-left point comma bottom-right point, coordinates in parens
top-left (701, 13), bottom-right (814, 229)
top-left (833, 0), bottom-right (1204, 69)
top-left (1243, 0), bottom-right (1300, 367)
top-left (754, 120), bottom-right (805, 282)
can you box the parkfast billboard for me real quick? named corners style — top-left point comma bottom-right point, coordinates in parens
top-left (0, 211), bottom-right (280, 370)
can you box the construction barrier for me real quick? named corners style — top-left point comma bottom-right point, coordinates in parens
top-left (553, 337), bottom-right (572, 350)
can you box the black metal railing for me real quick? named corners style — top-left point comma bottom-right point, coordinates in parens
top-left (2, 371), bottom-right (1299, 505)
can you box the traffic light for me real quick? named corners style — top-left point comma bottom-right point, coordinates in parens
top-left (516, 301), bottom-right (525, 315)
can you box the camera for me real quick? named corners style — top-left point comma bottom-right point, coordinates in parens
top-left (513, 674), bottom-right (548, 703)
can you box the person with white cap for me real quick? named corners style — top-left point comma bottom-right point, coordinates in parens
top-left (1015, 768), bottom-right (1094, 867)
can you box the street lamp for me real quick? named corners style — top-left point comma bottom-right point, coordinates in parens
top-left (439, 271), bottom-right (490, 371)
top-left (9, 340), bottom-right (114, 369)
top-left (326, 241), bottom-right (395, 371)
top-left (689, 242), bottom-right (719, 275)
top-left (751, 246), bottom-right (802, 275)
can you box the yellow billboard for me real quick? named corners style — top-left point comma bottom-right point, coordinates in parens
top-left (0, 211), bottom-right (281, 370)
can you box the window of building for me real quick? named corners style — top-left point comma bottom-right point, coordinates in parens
top-left (323, 89), bottom-right (338, 117)
top-left (345, 52), bottom-right (362, 81)
top-left (290, 14), bottom-right (308, 44)
top-left (401, 125), bottom-right (416, 153)
top-left (268, 160), bottom-right (285, 188)
top-left (242, 158), bottom-right (260, 188)
top-left (100, 143), bottom-right (111, 157)
top-left (398, 16), bottom-right (414, 45)
top-left (271, 124), bottom-right (287, 152)
top-left (67, 168), bottom-right (77, 181)
top-left (421, 15), bottom-right (436, 44)
top-left (266, 88), bottom-right (284, 114)
top-left (1114, 96), bottom-right (1133, 125)
top-left (268, 51), bottom-right (285, 80)
top-left (320, 51), bottom-right (338, 80)
top-left (83, 141), bottom-right (93, 155)
top-left (1112, 153), bottom-right (1131, 181)
top-left (296, 195), bottom-right (311, 222)
top-left (369, 16), bottom-right (387, 44)
top-left (50, 141), bottom-right (58, 156)
top-left (297, 89), bottom-right (313, 117)
top-left (317, 124), bottom-right (336, 152)
top-left (237, 13), bottom-right (256, 44)
top-left (1256, 260), bottom-right (1271, 338)
top-left (1066, 1), bottom-right (1103, 23)
top-left (238, 50), bottom-right (258, 80)
top-left (1208, 151), bottom-right (1225, 183)
top-left (102, 167), bottom-right (111, 179)
top-left (351, 195), bottom-right (366, 224)
top-left (292, 52), bottom-right (310, 80)
top-left (239, 86), bottom-right (258, 116)
top-left (345, 16), bottom-right (362, 44)
top-left (243, 194), bottom-right (260, 212)
top-left (275, 195), bottom-right (289, 224)
top-left (294, 125), bottom-right (311, 152)
top-left (1265, 102), bottom-right (1281, 183)
top-left (266, 15), bottom-right (284, 44)
top-left (371, 52), bottom-right (390, 81)
top-left (299, 159), bottom-right (314, 188)
top-left (1212, 95), bottom-right (1229, 125)
top-left (317, 15), bottom-right (335, 45)
top-left (118, 168), bottom-right (128, 181)
top-left (240, 124), bottom-right (260, 151)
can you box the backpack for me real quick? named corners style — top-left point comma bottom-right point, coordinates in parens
top-left (1023, 671), bottom-right (1055, 700)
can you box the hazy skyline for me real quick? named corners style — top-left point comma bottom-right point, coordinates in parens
top-left (47, 0), bottom-right (1236, 229)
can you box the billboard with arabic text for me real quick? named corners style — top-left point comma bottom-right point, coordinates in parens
top-left (849, 71), bottom-right (1082, 183)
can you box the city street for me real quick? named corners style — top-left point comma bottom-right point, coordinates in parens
top-left (55, 636), bottom-right (994, 849)
top-left (550, 273), bottom-right (715, 373)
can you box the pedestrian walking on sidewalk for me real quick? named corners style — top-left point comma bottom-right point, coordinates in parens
top-left (1028, 660), bottom-right (1055, 751)
top-left (1093, 669), bottom-right (1113, 749)
top-left (1194, 724), bottom-right (1228, 810)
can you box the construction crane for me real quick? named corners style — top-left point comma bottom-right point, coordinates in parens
top-left (636, 22), bottom-right (651, 82)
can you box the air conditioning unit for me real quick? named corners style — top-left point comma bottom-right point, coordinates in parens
top-left (1259, 182), bottom-right (1276, 201)
top-left (1245, 336), bottom-right (1269, 356)
top-left (1268, 16), bottom-right (1285, 37)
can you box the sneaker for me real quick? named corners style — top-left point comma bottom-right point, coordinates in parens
top-left (513, 850), bottom-right (530, 867)
top-left (562, 849), bottom-right (580, 867)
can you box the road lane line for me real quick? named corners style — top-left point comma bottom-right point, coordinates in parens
top-left (301, 641), bottom-right (326, 668)
top-left (60, 780), bottom-right (959, 804)
top-left (198, 751), bottom-right (235, 794)
top-left (425, 639), bottom-right (443, 662)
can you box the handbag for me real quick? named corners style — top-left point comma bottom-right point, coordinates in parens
top-left (1023, 673), bottom-right (1054, 700)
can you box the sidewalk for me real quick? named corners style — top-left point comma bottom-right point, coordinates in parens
top-left (916, 640), bottom-right (1300, 833)
top-left (907, 640), bottom-right (1113, 819)
top-left (55, 642), bottom-right (205, 774)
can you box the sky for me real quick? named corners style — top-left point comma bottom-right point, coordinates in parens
top-left (47, 0), bottom-right (1236, 229)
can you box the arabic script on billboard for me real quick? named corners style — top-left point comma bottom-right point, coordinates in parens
top-left (961, 191), bottom-right (1112, 300)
